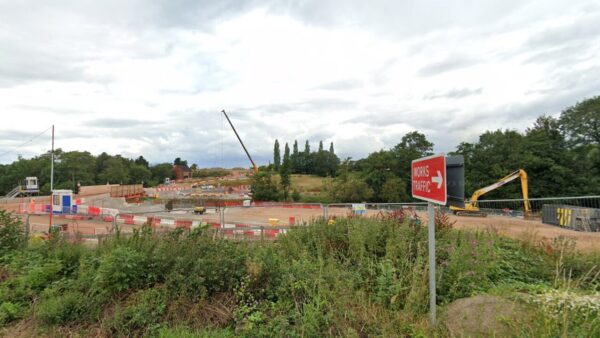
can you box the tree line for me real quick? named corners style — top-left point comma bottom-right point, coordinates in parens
top-left (0, 152), bottom-right (185, 195)
top-left (322, 95), bottom-right (600, 202)
top-left (270, 139), bottom-right (340, 177)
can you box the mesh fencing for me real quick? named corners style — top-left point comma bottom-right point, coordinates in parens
top-left (8, 196), bottom-right (600, 241)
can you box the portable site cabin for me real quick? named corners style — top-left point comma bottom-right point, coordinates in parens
top-left (52, 190), bottom-right (74, 214)
top-left (23, 177), bottom-right (39, 193)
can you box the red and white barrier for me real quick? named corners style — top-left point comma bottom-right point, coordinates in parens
top-left (156, 186), bottom-right (186, 192)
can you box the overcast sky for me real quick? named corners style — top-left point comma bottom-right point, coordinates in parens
top-left (1, 0), bottom-right (599, 167)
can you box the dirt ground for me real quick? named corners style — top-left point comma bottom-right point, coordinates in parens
top-left (3, 201), bottom-right (600, 252)
top-left (442, 295), bottom-right (531, 336)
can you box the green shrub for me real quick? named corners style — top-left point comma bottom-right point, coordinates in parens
top-left (515, 290), bottom-right (600, 337)
top-left (0, 301), bottom-right (23, 326)
top-left (158, 326), bottom-right (236, 338)
top-left (93, 246), bottom-right (148, 295)
top-left (0, 210), bottom-right (26, 256)
top-left (36, 290), bottom-right (88, 325)
top-left (0, 214), bottom-right (596, 336)
top-left (4, 260), bottom-right (64, 304)
top-left (104, 287), bottom-right (167, 337)
top-left (166, 239), bottom-right (247, 297)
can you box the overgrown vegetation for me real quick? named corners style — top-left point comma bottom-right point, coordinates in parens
top-left (1, 209), bottom-right (598, 336)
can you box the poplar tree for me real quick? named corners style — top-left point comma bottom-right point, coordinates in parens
top-left (273, 139), bottom-right (281, 171)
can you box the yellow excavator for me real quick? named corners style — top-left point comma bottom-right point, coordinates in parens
top-left (450, 169), bottom-right (532, 217)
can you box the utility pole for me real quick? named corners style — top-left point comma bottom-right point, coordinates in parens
top-left (49, 125), bottom-right (54, 232)
top-left (50, 125), bottom-right (54, 191)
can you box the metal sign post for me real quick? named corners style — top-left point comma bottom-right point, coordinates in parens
top-left (411, 153), bottom-right (464, 326)
top-left (427, 201), bottom-right (436, 325)
top-left (411, 153), bottom-right (446, 326)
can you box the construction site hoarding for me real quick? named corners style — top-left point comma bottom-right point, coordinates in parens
top-left (79, 184), bottom-right (119, 196)
top-left (110, 184), bottom-right (144, 198)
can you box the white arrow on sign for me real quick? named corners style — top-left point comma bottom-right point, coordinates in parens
top-left (431, 170), bottom-right (443, 189)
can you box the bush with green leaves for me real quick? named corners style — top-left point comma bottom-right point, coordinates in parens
top-left (104, 287), bottom-right (167, 337)
top-left (0, 210), bottom-right (26, 256)
top-left (0, 216), bottom-right (598, 336)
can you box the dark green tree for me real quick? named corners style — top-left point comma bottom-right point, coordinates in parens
top-left (250, 170), bottom-right (280, 201)
top-left (150, 163), bottom-right (174, 185)
top-left (281, 143), bottom-right (291, 200)
top-left (95, 152), bottom-right (111, 181)
top-left (560, 96), bottom-right (600, 146)
top-left (453, 130), bottom-right (531, 199)
top-left (55, 151), bottom-right (96, 191)
top-left (326, 161), bottom-right (373, 202)
top-left (98, 157), bottom-right (129, 184)
top-left (291, 140), bottom-right (300, 173)
top-left (523, 116), bottom-right (579, 196)
top-left (129, 164), bottom-right (152, 185)
top-left (173, 157), bottom-right (188, 167)
top-left (134, 156), bottom-right (149, 168)
top-left (273, 139), bottom-right (281, 171)
top-left (391, 131), bottom-right (434, 198)
top-left (380, 176), bottom-right (408, 202)
top-left (360, 150), bottom-right (397, 201)
top-left (302, 140), bottom-right (311, 174)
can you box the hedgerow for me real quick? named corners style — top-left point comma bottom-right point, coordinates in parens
top-left (0, 212), bottom-right (598, 336)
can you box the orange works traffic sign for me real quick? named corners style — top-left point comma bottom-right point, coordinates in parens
top-left (411, 154), bottom-right (447, 205)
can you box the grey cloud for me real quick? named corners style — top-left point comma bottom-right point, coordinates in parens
top-left (0, 42), bottom-right (85, 87)
top-left (152, 0), bottom-right (262, 30)
top-left (424, 88), bottom-right (483, 100)
top-left (2, 0), bottom-right (600, 168)
top-left (84, 118), bottom-right (157, 128)
top-left (418, 55), bottom-right (479, 77)
top-left (314, 79), bottom-right (363, 91)
top-left (525, 12), bottom-right (600, 49)
top-left (0, 129), bottom-right (51, 142)
top-left (432, 73), bottom-right (600, 152)
top-left (11, 105), bottom-right (92, 116)
top-left (267, 0), bottom-right (524, 38)
top-left (523, 44), bottom-right (588, 66)
top-left (238, 98), bottom-right (357, 116)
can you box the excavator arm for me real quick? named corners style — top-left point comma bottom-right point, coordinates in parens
top-left (452, 169), bottom-right (531, 216)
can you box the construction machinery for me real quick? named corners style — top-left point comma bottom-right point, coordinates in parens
top-left (193, 206), bottom-right (206, 215)
top-left (222, 110), bottom-right (258, 173)
top-left (450, 169), bottom-right (531, 217)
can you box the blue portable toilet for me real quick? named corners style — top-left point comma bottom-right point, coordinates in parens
top-left (52, 190), bottom-right (73, 214)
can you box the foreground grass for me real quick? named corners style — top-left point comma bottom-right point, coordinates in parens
top-left (0, 210), bottom-right (599, 337)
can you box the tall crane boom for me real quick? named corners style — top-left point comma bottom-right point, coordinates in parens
top-left (221, 110), bottom-right (258, 173)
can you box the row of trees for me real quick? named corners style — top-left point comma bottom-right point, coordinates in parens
top-left (325, 95), bottom-right (600, 202)
top-left (272, 140), bottom-right (340, 177)
top-left (0, 152), bottom-right (184, 195)
top-left (325, 131), bottom-right (433, 202)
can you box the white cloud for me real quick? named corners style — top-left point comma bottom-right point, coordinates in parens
top-left (1, 0), bottom-right (599, 166)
